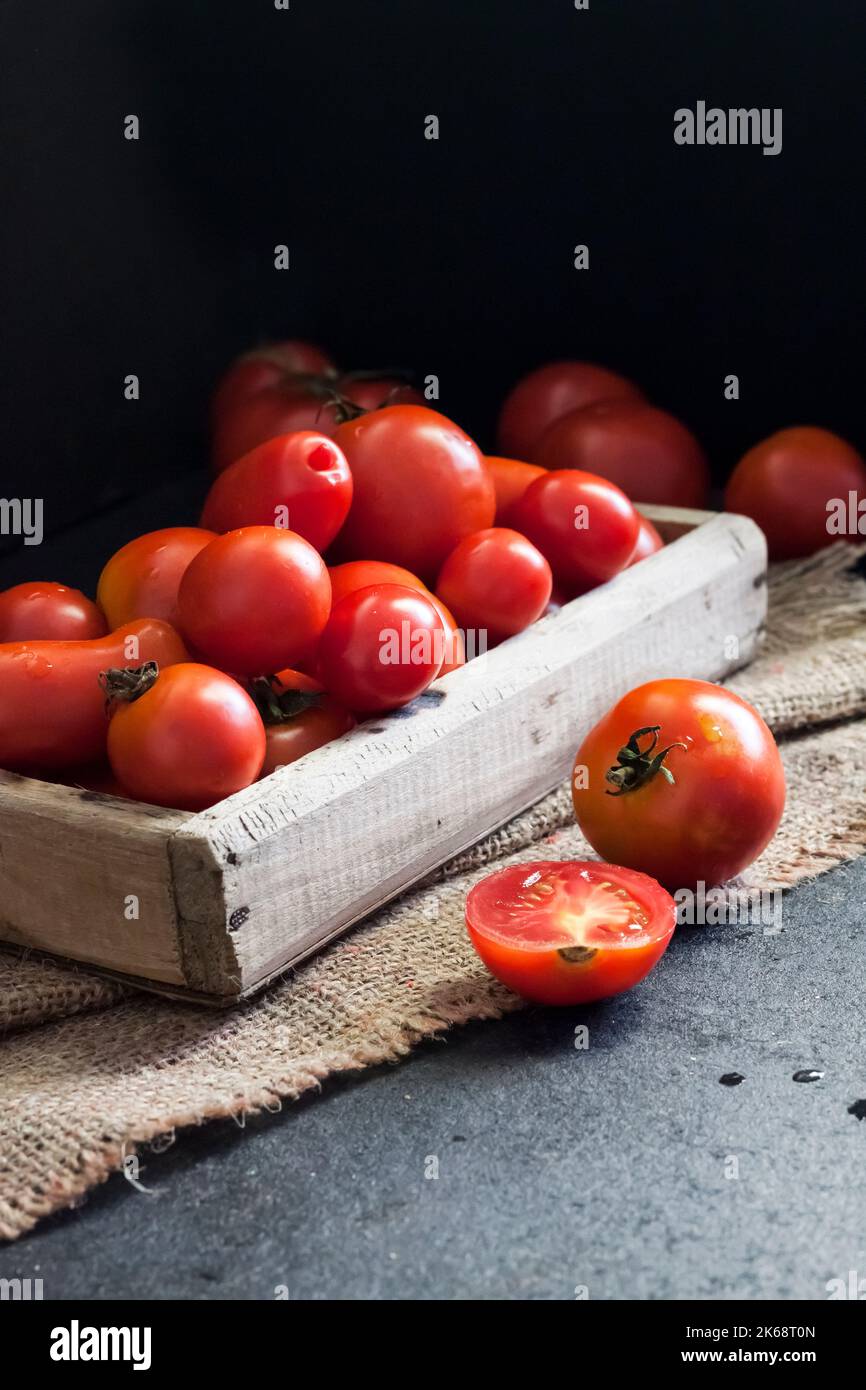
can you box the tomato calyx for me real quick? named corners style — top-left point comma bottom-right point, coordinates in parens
top-left (99, 661), bottom-right (160, 708)
top-left (604, 725), bottom-right (687, 797)
top-left (248, 675), bottom-right (322, 726)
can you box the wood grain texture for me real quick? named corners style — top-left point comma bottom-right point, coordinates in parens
top-left (174, 509), bottom-right (767, 995)
top-left (0, 774), bottom-right (189, 982)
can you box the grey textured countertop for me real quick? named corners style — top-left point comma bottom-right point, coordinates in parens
top-left (2, 855), bottom-right (864, 1300)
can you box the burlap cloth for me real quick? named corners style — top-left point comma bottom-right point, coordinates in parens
top-left (1, 544), bottom-right (865, 1242)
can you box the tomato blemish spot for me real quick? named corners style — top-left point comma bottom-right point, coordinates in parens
top-left (558, 945), bottom-right (598, 965)
top-left (307, 443), bottom-right (336, 472)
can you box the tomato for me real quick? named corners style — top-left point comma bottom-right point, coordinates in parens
top-left (337, 375), bottom-right (425, 412)
top-left (486, 457), bottom-right (546, 525)
top-left (201, 431), bottom-right (353, 553)
top-left (97, 527), bottom-right (217, 631)
top-left (177, 527), bottom-right (331, 676)
top-left (497, 361), bottom-right (644, 460)
top-left (466, 860), bottom-right (675, 1005)
top-left (317, 583), bottom-right (445, 713)
top-left (572, 679), bottom-right (786, 889)
top-left (249, 669), bottom-right (356, 776)
top-left (328, 560), bottom-right (464, 674)
top-left (105, 663), bottom-right (265, 811)
top-left (212, 381), bottom-right (342, 474)
top-left (436, 528), bottom-right (552, 645)
top-left (510, 469), bottom-right (639, 591)
top-left (626, 514), bottom-right (664, 566)
top-left (724, 426), bottom-right (866, 561)
top-left (534, 400), bottom-right (710, 508)
top-left (0, 582), bottom-right (107, 641)
top-left (0, 618), bottom-right (187, 770)
top-left (333, 406), bottom-right (496, 583)
top-left (211, 340), bottom-right (335, 428)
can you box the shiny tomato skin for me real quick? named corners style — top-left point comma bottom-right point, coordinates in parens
top-left (212, 384), bottom-right (342, 474)
top-left (466, 860), bottom-right (676, 1005)
top-left (486, 457), bottom-right (547, 525)
top-left (201, 431), bottom-right (353, 553)
top-left (573, 679), bottom-right (786, 889)
top-left (626, 514), bottom-right (665, 566)
top-left (497, 361), bottom-right (644, 460)
top-left (107, 663), bottom-right (266, 811)
top-left (97, 527), bottom-right (217, 632)
top-left (510, 469), bottom-right (640, 590)
top-left (724, 426), bottom-right (866, 560)
top-left (535, 400), bottom-right (710, 508)
top-left (328, 560), bottom-right (464, 675)
top-left (177, 527), bottom-right (331, 676)
top-left (317, 583), bottom-right (445, 714)
top-left (0, 582), bottom-right (107, 641)
top-left (258, 669), bottom-right (355, 776)
top-left (436, 528), bottom-right (552, 645)
top-left (211, 341), bottom-right (335, 427)
top-left (0, 618), bottom-right (188, 770)
top-left (333, 406), bottom-right (496, 583)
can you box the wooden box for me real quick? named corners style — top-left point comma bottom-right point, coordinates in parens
top-left (0, 507), bottom-right (767, 1003)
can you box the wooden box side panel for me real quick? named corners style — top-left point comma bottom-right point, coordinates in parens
top-left (0, 775), bottom-right (189, 984)
top-left (176, 511), bottom-right (767, 994)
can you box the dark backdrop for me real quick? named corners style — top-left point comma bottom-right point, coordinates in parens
top-left (1, 0), bottom-right (864, 570)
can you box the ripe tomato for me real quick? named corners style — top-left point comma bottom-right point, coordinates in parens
top-left (212, 381), bottom-right (342, 474)
top-left (626, 514), bottom-right (664, 566)
top-left (201, 431), bottom-right (353, 553)
top-left (178, 527), bottom-right (331, 676)
top-left (0, 618), bottom-right (187, 770)
top-left (317, 583), bottom-right (445, 713)
top-left (724, 426), bottom-right (866, 561)
top-left (573, 679), bottom-right (786, 889)
top-left (534, 400), bottom-right (710, 508)
top-left (333, 406), bottom-right (496, 582)
top-left (486, 457), bottom-right (546, 525)
top-left (436, 528), bottom-right (552, 645)
top-left (497, 361), bottom-right (644, 460)
top-left (466, 860), bottom-right (675, 1005)
top-left (337, 375), bottom-right (425, 412)
top-left (0, 582), bottom-right (107, 641)
top-left (105, 663), bottom-right (265, 811)
top-left (328, 560), bottom-right (464, 674)
top-left (250, 669), bottom-right (356, 776)
top-left (211, 340), bottom-right (335, 428)
top-left (510, 469), bottom-right (639, 591)
top-left (97, 527), bottom-right (216, 631)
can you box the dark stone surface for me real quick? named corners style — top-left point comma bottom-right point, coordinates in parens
top-left (2, 856), bottom-right (865, 1301)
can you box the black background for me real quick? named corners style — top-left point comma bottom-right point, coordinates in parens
top-left (1, 0), bottom-right (864, 570)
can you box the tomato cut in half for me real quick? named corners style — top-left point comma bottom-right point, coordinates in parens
top-left (466, 860), bottom-right (675, 1006)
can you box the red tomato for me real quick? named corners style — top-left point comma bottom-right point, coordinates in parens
top-left (328, 560), bottom-right (464, 675)
top-left (97, 527), bottom-right (216, 631)
top-left (212, 382), bottom-right (342, 474)
top-left (211, 340), bottom-right (335, 427)
top-left (0, 582), bottom-right (107, 641)
top-left (0, 618), bottom-right (187, 770)
top-left (466, 860), bottom-right (675, 1005)
top-left (177, 527), bottom-right (331, 675)
top-left (436, 528), bottom-right (552, 645)
top-left (201, 431), bottom-right (353, 553)
top-left (510, 469), bottom-right (639, 591)
top-left (250, 669), bottom-right (356, 776)
top-left (337, 375), bottom-right (425, 412)
top-left (724, 426), bottom-right (866, 561)
top-left (333, 406), bottom-right (496, 583)
top-left (486, 457), bottom-right (546, 525)
top-left (626, 514), bottom-right (664, 566)
top-left (497, 361), bottom-right (644, 460)
top-left (105, 663), bottom-right (265, 811)
top-left (573, 679), bottom-right (786, 889)
top-left (317, 583), bottom-right (445, 713)
top-left (534, 400), bottom-right (710, 508)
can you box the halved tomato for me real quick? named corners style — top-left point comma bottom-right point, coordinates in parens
top-left (466, 860), bottom-right (675, 1005)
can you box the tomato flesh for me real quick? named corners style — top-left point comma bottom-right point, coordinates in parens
top-left (467, 860), bottom-right (675, 1005)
